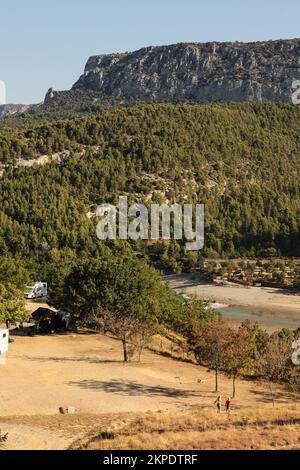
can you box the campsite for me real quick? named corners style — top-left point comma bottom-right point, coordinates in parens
top-left (0, 300), bottom-right (299, 450)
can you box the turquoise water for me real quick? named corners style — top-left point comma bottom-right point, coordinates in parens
top-left (216, 305), bottom-right (300, 330)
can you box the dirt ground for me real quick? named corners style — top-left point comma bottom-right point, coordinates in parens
top-left (0, 326), bottom-right (299, 450)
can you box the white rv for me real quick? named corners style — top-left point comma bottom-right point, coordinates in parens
top-left (25, 282), bottom-right (48, 299)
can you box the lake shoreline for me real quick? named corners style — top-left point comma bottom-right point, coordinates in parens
top-left (166, 274), bottom-right (300, 332)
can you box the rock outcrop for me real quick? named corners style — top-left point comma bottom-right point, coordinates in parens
top-left (0, 104), bottom-right (32, 119)
top-left (68, 39), bottom-right (300, 104)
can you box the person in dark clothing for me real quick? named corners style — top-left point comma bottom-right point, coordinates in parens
top-left (214, 396), bottom-right (222, 413)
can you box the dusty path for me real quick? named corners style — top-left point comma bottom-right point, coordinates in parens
top-left (0, 423), bottom-right (70, 450)
top-left (166, 275), bottom-right (300, 330)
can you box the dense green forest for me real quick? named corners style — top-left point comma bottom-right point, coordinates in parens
top-left (0, 102), bottom-right (300, 265)
top-left (0, 91), bottom-right (131, 128)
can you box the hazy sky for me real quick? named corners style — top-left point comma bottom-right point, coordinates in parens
top-left (1, 0), bottom-right (300, 103)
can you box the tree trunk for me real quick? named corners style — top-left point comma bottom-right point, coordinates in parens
top-left (269, 382), bottom-right (275, 408)
top-left (215, 367), bottom-right (218, 392)
top-left (138, 347), bottom-right (142, 363)
top-left (122, 339), bottom-right (128, 362)
top-left (232, 376), bottom-right (236, 398)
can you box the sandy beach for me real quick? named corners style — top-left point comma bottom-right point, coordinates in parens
top-left (166, 275), bottom-right (300, 331)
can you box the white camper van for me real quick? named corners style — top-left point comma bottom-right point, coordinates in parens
top-left (25, 282), bottom-right (48, 299)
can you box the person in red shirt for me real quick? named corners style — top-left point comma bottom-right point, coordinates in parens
top-left (225, 397), bottom-right (231, 414)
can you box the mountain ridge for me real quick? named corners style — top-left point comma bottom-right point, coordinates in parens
top-left (68, 38), bottom-right (300, 104)
top-left (2, 38), bottom-right (300, 125)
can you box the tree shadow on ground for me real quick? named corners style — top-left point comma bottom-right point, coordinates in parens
top-left (264, 288), bottom-right (300, 297)
top-left (19, 355), bottom-right (122, 364)
top-left (249, 388), bottom-right (300, 404)
top-left (10, 328), bottom-right (101, 337)
top-left (9, 328), bottom-right (30, 337)
top-left (67, 379), bottom-right (197, 398)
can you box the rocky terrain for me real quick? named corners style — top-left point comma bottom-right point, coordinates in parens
top-left (46, 38), bottom-right (300, 106)
top-left (0, 104), bottom-right (33, 119)
top-left (2, 38), bottom-right (300, 124)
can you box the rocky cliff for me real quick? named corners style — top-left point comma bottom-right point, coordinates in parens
top-left (0, 104), bottom-right (32, 118)
top-left (5, 38), bottom-right (300, 125)
top-left (65, 39), bottom-right (300, 104)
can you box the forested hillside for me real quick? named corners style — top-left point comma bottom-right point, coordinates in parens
top-left (0, 102), bottom-right (300, 262)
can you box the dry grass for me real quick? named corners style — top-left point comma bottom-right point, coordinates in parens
top-left (1, 408), bottom-right (299, 450)
top-left (75, 407), bottom-right (300, 450)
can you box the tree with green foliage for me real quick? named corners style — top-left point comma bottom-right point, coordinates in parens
top-left (181, 298), bottom-right (219, 339)
top-left (50, 256), bottom-right (183, 361)
top-left (0, 283), bottom-right (28, 325)
top-left (0, 256), bottom-right (29, 289)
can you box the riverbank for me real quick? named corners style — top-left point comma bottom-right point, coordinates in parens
top-left (166, 275), bottom-right (300, 331)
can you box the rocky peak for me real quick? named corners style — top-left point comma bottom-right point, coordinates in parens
top-left (71, 38), bottom-right (300, 103)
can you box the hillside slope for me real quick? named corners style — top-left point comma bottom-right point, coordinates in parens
top-left (1, 331), bottom-right (299, 450)
top-left (0, 102), bottom-right (299, 258)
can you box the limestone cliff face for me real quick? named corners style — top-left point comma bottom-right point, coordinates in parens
top-left (0, 104), bottom-right (32, 118)
top-left (70, 39), bottom-right (300, 103)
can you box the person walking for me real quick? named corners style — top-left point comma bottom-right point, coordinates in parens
top-left (225, 397), bottom-right (231, 414)
top-left (214, 396), bottom-right (222, 413)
